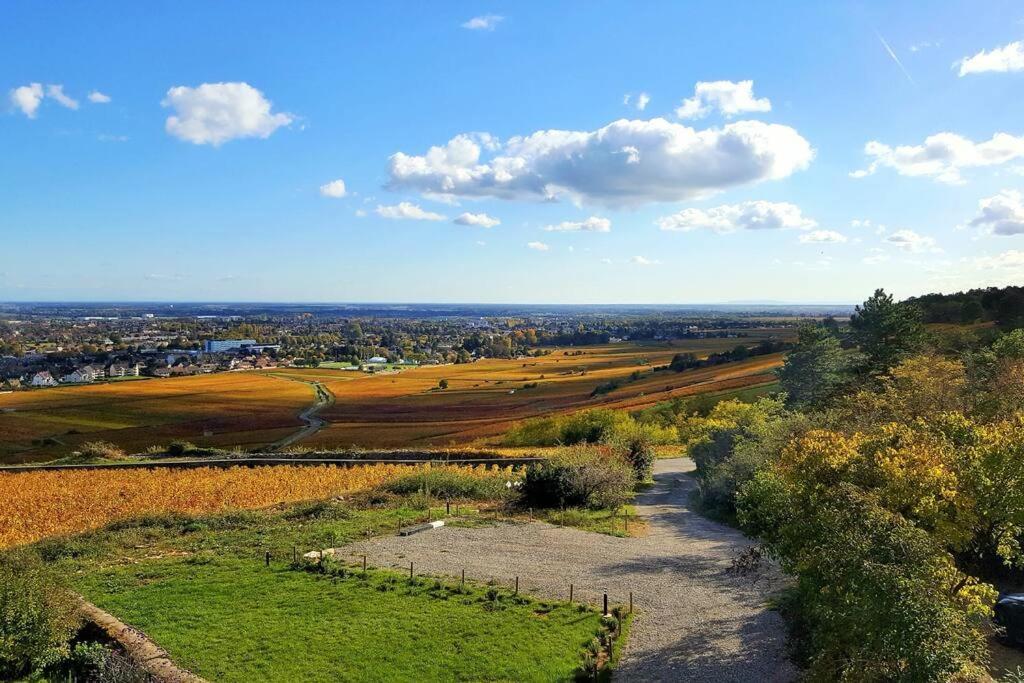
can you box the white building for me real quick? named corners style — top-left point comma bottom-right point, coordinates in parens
top-left (107, 362), bottom-right (141, 377)
top-left (61, 365), bottom-right (104, 384)
top-left (30, 371), bottom-right (57, 387)
top-left (203, 339), bottom-right (256, 353)
top-left (367, 356), bottom-right (388, 364)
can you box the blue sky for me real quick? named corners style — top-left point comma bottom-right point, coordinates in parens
top-left (4, 1), bottom-right (1024, 304)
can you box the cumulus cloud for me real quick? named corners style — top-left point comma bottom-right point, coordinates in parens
top-left (454, 212), bottom-right (501, 228)
top-left (163, 82), bottom-right (293, 146)
top-left (655, 200), bottom-right (816, 234)
top-left (543, 216), bottom-right (611, 232)
top-left (973, 250), bottom-right (1024, 269)
top-left (969, 189), bottom-right (1024, 235)
top-left (375, 202), bottom-right (446, 221)
top-left (88, 90), bottom-right (111, 104)
top-left (319, 179), bottom-right (347, 198)
top-left (46, 84), bottom-right (78, 110)
top-left (635, 92), bottom-right (650, 111)
top-left (884, 229), bottom-right (938, 252)
top-left (527, 241), bottom-right (550, 251)
top-left (957, 41), bottom-right (1024, 76)
top-left (9, 83), bottom-right (43, 118)
top-left (387, 118), bottom-right (813, 206)
top-left (851, 132), bottom-right (1024, 184)
top-left (462, 15), bottom-right (503, 30)
top-left (675, 80), bottom-right (771, 120)
top-left (799, 230), bottom-right (847, 244)
top-left (631, 255), bottom-right (660, 265)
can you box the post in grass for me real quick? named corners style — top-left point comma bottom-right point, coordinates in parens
top-left (409, 561), bottom-right (414, 580)
top-left (461, 568), bottom-right (466, 587)
top-left (515, 576), bottom-right (519, 595)
top-left (569, 583), bottom-right (574, 603)
top-left (264, 550), bottom-right (270, 567)
top-left (603, 593), bottom-right (609, 616)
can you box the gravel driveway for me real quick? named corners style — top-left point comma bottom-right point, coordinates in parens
top-left (342, 458), bottom-right (795, 682)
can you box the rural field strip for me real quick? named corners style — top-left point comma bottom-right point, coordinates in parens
top-left (269, 379), bottom-right (336, 450)
top-left (343, 458), bottom-right (796, 683)
top-left (0, 457), bottom-right (544, 473)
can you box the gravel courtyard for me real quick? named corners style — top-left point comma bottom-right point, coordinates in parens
top-left (343, 458), bottom-right (795, 682)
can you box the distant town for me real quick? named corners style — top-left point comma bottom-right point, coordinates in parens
top-left (0, 302), bottom-right (843, 391)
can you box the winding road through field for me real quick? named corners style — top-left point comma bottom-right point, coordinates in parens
top-left (343, 458), bottom-right (796, 682)
top-left (269, 380), bottom-right (334, 450)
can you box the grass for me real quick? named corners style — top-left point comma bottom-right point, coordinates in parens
top-left (534, 506), bottom-right (645, 538)
top-left (74, 556), bottom-right (607, 682)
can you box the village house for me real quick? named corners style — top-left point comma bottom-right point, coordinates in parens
top-left (61, 364), bottom-right (104, 384)
top-left (107, 362), bottom-right (141, 378)
top-left (30, 370), bottom-right (58, 387)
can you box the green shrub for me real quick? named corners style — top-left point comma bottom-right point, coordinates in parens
top-left (166, 440), bottom-right (195, 456)
top-left (0, 553), bottom-right (79, 679)
top-left (521, 446), bottom-right (632, 509)
top-left (602, 421), bottom-right (673, 481)
top-left (70, 440), bottom-right (127, 461)
top-left (381, 468), bottom-right (514, 500)
top-left (501, 416), bottom-right (564, 447)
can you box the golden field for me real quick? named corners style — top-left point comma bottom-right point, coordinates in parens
top-left (0, 462), bottom-right (511, 548)
top-left (305, 338), bottom-right (785, 448)
top-left (0, 336), bottom-right (788, 462)
top-left (0, 372), bottom-right (316, 463)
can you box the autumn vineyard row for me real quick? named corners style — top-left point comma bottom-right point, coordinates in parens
top-left (0, 463), bottom-right (513, 549)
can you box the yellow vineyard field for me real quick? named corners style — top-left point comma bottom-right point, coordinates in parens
top-left (0, 463), bottom-right (511, 549)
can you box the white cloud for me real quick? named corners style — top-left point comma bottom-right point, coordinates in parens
top-left (454, 212), bottom-right (501, 228)
top-left (799, 229), bottom-right (847, 244)
top-left (851, 132), bottom-right (1024, 184)
top-left (375, 202), bottom-right (446, 221)
top-left (973, 250), bottom-right (1024, 269)
top-left (863, 249), bottom-right (890, 265)
top-left (9, 83), bottom-right (43, 118)
top-left (354, 209), bottom-right (367, 217)
top-left (388, 118), bottom-right (813, 206)
top-left (162, 82), bottom-right (293, 146)
top-left (851, 218), bottom-right (888, 235)
top-left (527, 241), bottom-right (550, 251)
top-left (88, 90), bottom-right (111, 104)
top-left (462, 15), bottom-right (503, 30)
top-left (656, 200), bottom-right (816, 234)
top-left (319, 179), bottom-right (347, 198)
top-left (46, 85), bottom-right (78, 110)
top-left (884, 229), bottom-right (938, 252)
top-left (969, 189), bottom-right (1024, 235)
top-left (600, 257), bottom-right (613, 264)
top-left (543, 216), bottom-right (611, 233)
top-left (631, 255), bottom-right (661, 265)
top-left (635, 92), bottom-right (650, 111)
top-left (909, 41), bottom-right (940, 53)
top-left (675, 80), bottom-right (771, 120)
top-left (957, 41), bottom-right (1024, 76)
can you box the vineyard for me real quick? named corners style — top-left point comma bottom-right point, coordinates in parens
top-left (0, 336), bottom-right (788, 463)
top-left (0, 463), bottom-right (514, 548)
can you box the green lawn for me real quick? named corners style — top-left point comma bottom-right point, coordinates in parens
top-left (76, 557), bottom-right (604, 682)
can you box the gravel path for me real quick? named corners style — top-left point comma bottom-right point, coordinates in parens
top-left (342, 458), bottom-right (795, 682)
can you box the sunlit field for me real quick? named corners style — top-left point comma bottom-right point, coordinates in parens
top-left (0, 372), bottom-right (315, 463)
top-left (0, 335), bottom-right (789, 462)
top-left (305, 336), bottom-right (787, 448)
top-left (0, 462), bottom-right (511, 548)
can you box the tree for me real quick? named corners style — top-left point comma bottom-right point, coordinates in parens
top-left (849, 288), bottom-right (924, 374)
top-left (438, 379), bottom-right (449, 390)
top-left (776, 324), bottom-right (851, 408)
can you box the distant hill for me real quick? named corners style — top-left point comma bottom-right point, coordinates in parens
top-left (906, 286), bottom-right (1024, 327)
